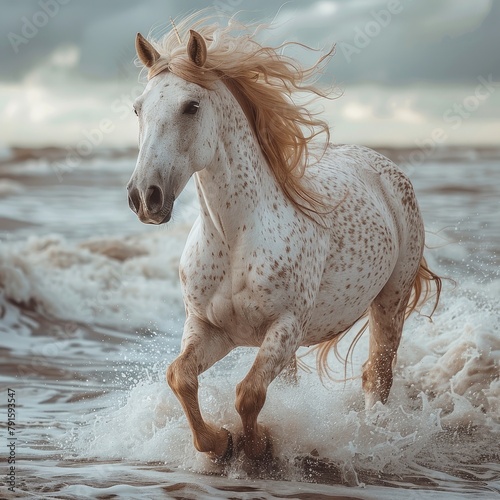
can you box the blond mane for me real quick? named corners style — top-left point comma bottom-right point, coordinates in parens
top-left (142, 12), bottom-right (336, 217)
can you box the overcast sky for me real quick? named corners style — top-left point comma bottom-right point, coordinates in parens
top-left (1, 0), bottom-right (499, 147)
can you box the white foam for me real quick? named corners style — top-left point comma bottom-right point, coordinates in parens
top-left (70, 284), bottom-right (500, 483)
top-left (0, 229), bottom-right (188, 331)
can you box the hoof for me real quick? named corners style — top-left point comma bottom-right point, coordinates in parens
top-left (239, 431), bottom-right (276, 478)
top-left (212, 428), bottom-right (233, 465)
top-left (239, 429), bottom-right (273, 463)
top-left (256, 432), bottom-right (273, 465)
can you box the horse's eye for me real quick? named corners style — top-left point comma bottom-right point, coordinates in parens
top-left (183, 101), bottom-right (200, 115)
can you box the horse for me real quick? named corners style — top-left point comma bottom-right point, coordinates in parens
top-left (126, 14), bottom-right (441, 463)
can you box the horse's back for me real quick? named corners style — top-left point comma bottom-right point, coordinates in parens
top-left (317, 144), bottom-right (423, 239)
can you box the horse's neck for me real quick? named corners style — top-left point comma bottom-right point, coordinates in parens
top-left (194, 87), bottom-right (281, 241)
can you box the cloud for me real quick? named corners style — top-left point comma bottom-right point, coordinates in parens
top-left (77, 0), bottom-right (180, 78)
top-left (403, 0), bottom-right (493, 42)
top-left (0, 0), bottom-right (499, 147)
top-left (324, 82), bottom-right (500, 147)
top-left (0, 0), bottom-right (498, 84)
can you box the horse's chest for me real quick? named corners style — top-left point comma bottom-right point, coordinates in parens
top-left (180, 241), bottom-right (259, 343)
top-left (180, 224), bottom-right (323, 344)
top-left (181, 263), bottom-right (270, 345)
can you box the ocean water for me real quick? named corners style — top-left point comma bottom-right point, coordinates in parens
top-left (0, 147), bottom-right (499, 499)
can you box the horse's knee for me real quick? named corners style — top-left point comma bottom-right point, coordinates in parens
top-left (166, 359), bottom-right (178, 391)
top-left (235, 378), bottom-right (266, 424)
top-left (166, 354), bottom-right (197, 395)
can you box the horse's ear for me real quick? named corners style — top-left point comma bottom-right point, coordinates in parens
top-left (136, 33), bottom-right (160, 68)
top-left (187, 30), bottom-right (207, 67)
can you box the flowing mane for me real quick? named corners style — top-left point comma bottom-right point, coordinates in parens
top-left (142, 13), bottom-right (336, 216)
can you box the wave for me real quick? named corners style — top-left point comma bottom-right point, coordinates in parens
top-left (67, 282), bottom-right (500, 485)
top-left (1, 145), bottom-right (499, 172)
top-left (0, 230), bottom-right (188, 332)
top-left (1, 176), bottom-right (498, 489)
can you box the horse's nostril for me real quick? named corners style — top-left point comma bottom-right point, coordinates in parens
top-left (128, 188), bottom-right (141, 214)
top-left (146, 185), bottom-right (163, 213)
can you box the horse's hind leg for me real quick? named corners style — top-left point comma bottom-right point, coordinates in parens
top-left (362, 259), bottom-right (419, 408)
top-left (167, 316), bottom-right (234, 461)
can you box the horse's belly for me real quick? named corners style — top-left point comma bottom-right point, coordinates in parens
top-left (304, 250), bottom-right (397, 346)
top-left (304, 299), bottom-right (370, 346)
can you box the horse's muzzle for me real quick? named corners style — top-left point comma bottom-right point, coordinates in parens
top-left (127, 184), bottom-right (173, 224)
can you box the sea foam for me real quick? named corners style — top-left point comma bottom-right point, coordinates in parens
top-left (70, 280), bottom-right (500, 484)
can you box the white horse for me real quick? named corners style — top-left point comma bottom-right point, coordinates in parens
top-left (127, 15), bottom-right (441, 463)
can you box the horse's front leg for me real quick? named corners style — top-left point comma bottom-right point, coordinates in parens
top-left (235, 314), bottom-right (302, 460)
top-left (167, 315), bottom-right (234, 461)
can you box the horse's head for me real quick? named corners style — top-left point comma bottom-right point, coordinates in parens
top-left (127, 31), bottom-right (218, 224)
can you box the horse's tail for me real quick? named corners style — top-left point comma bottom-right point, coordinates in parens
top-left (308, 256), bottom-right (442, 381)
top-left (405, 256), bottom-right (442, 320)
